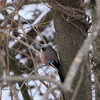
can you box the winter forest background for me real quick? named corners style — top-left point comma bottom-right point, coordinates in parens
top-left (0, 0), bottom-right (100, 100)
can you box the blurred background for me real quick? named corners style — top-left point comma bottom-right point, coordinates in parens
top-left (0, 0), bottom-right (94, 100)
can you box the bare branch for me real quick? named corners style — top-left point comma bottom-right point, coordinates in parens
top-left (5, 0), bottom-right (46, 8)
top-left (0, 29), bottom-right (39, 53)
top-left (62, 0), bottom-right (100, 92)
top-left (0, 75), bottom-right (60, 86)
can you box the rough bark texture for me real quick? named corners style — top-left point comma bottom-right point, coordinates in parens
top-left (93, 32), bottom-right (100, 99)
top-left (53, 0), bottom-right (92, 100)
top-left (92, 14), bottom-right (100, 100)
top-left (91, 0), bottom-right (100, 99)
top-left (94, 69), bottom-right (100, 100)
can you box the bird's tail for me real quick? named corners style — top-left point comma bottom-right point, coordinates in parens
top-left (58, 70), bottom-right (64, 82)
top-left (51, 61), bottom-right (65, 100)
top-left (52, 60), bottom-right (65, 82)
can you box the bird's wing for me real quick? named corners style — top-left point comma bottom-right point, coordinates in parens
top-left (45, 49), bottom-right (58, 63)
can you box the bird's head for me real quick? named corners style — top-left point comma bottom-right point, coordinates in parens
top-left (41, 44), bottom-right (52, 52)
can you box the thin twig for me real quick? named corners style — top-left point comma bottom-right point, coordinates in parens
top-left (19, 65), bottom-right (43, 90)
top-left (0, 29), bottom-right (39, 53)
top-left (42, 87), bottom-right (58, 100)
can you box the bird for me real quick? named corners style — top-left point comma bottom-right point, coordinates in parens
top-left (39, 44), bottom-right (64, 82)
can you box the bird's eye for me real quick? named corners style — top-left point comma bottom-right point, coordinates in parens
top-left (42, 47), bottom-right (45, 51)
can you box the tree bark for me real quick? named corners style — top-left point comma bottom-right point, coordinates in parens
top-left (53, 0), bottom-right (92, 99)
top-left (91, 0), bottom-right (100, 99)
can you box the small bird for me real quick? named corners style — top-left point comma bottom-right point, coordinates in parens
top-left (39, 44), bottom-right (64, 82)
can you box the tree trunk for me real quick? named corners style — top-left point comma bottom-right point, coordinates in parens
top-left (91, 0), bottom-right (100, 99)
top-left (53, 0), bottom-right (92, 99)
